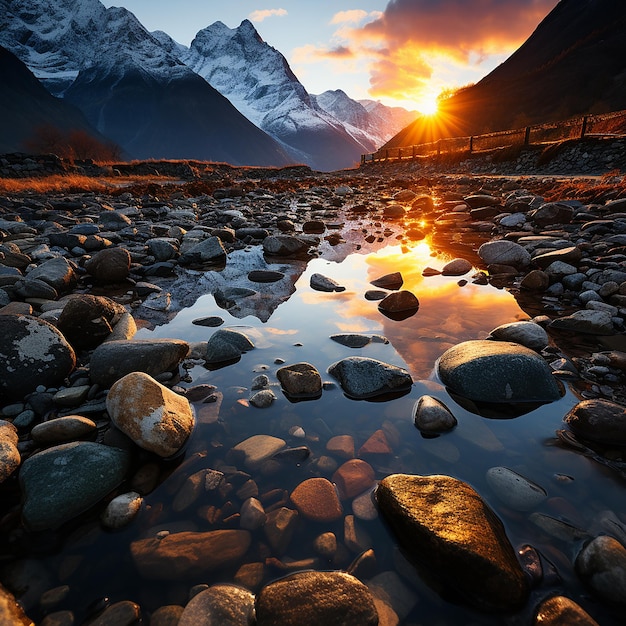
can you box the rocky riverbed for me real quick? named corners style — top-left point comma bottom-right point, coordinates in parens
top-left (0, 154), bottom-right (625, 625)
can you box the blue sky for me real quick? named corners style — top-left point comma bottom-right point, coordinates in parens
top-left (102, 0), bottom-right (559, 112)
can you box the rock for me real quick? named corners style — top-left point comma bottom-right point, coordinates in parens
top-left (255, 571), bottom-right (379, 626)
top-left (521, 269), bottom-right (550, 291)
top-left (332, 459), bottom-right (376, 499)
top-left (0, 583), bottom-right (33, 625)
top-left (358, 429), bottom-right (392, 457)
top-left (26, 257), bottom-right (76, 293)
top-left (529, 202), bottom-right (574, 226)
top-left (328, 356), bottom-right (413, 399)
top-left (489, 321), bottom-right (549, 351)
top-left (367, 570), bottom-right (419, 621)
top-left (101, 491), bottom-right (143, 529)
top-left (563, 398), bottom-right (626, 446)
top-left (413, 395), bottom-right (457, 433)
top-left (549, 310), bottom-right (614, 335)
top-left (90, 339), bottom-right (189, 388)
top-left (264, 507), bottom-right (299, 554)
top-left (375, 474), bottom-right (528, 611)
top-left (205, 329), bottom-right (254, 364)
top-left (378, 290), bottom-right (419, 319)
top-left (0, 421), bottom-right (20, 483)
top-left (330, 333), bottom-right (387, 348)
top-left (232, 435), bottom-right (286, 470)
top-left (533, 595), bottom-right (600, 625)
top-left (290, 478), bottom-right (343, 522)
top-left (20, 442), bottom-right (130, 531)
top-left (83, 601), bottom-right (141, 626)
top-left (15, 277), bottom-right (58, 300)
top-left (106, 372), bottom-right (195, 457)
top-left (240, 497), bottom-right (266, 530)
top-left (249, 389), bottom-right (276, 408)
top-left (179, 236), bottom-right (227, 266)
top-left (370, 272), bottom-right (403, 290)
top-left (85, 248), bottom-right (131, 283)
top-left (130, 530), bottom-right (251, 580)
top-left (0, 314), bottom-right (76, 400)
top-left (441, 258), bottom-right (473, 276)
top-left (326, 435), bottom-right (355, 459)
top-left (485, 467), bottom-right (547, 511)
top-left (478, 240), bottom-right (531, 268)
top-left (57, 294), bottom-right (127, 350)
top-left (179, 584), bottom-right (255, 626)
top-left (532, 246), bottom-right (582, 269)
top-left (263, 235), bottom-right (308, 256)
top-left (437, 340), bottom-right (561, 403)
top-left (464, 194), bottom-right (501, 208)
top-left (383, 203), bottom-right (405, 218)
top-left (575, 535), bottom-right (626, 604)
top-left (248, 270), bottom-right (285, 283)
top-left (149, 605), bottom-right (184, 626)
top-left (310, 273), bottom-right (345, 292)
top-left (393, 189), bottom-right (417, 202)
top-left (31, 415), bottom-right (97, 445)
top-left (276, 362), bottom-right (322, 398)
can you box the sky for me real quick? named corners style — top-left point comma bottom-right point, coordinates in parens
top-left (102, 0), bottom-right (560, 113)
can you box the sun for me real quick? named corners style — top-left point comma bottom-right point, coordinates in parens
top-left (419, 97), bottom-right (439, 116)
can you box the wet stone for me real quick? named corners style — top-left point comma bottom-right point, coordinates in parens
top-left (563, 398), bottom-right (626, 446)
top-left (290, 477), bottom-right (343, 522)
top-left (310, 272), bottom-right (345, 292)
top-left (178, 584), bottom-right (255, 626)
top-left (533, 595), bottom-right (600, 626)
top-left (276, 362), bottom-right (322, 398)
top-left (441, 258), bottom-right (473, 276)
top-left (370, 271), bottom-right (403, 290)
top-left (205, 329), bottom-right (254, 364)
top-left (85, 247), bottom-right (131, 283)
top-left (485, 466), bottom-right (547, 511)
top-left (332, 458), bottom-right (376, 500)
top-left (489, 320), bottom-right (549, 351)
top-left (31, 415), bottom-right (97, 446)
top-left (413, 395), bottom-right (457, 433)
top-left (478, 240), bottom-right (531, 268)
top-left (575, 535), bottom-right (626, 605)
top-left (378, 290), bottom-right (419, 319)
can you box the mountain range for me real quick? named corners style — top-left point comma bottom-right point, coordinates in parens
top-left (384, 0), bottom-right (626, 150)
top-left (0, 0), bottom-right (415, 170)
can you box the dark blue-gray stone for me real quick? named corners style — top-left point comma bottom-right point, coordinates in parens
top-left (20, 442), bottom-right (131, 530)
top-left (437, 340), bottom-right (561, 403)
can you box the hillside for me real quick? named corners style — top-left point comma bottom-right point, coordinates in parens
top-left (385, 0), bottom-right (626, 149)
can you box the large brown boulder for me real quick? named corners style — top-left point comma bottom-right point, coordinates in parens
top-left (375, 474), bottom-right (528, 612)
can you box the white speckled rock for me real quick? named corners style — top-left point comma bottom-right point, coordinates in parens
top-left (106, 372), bottom-right (195, 457)
top-left (478, 240), bottom-right (531, 268)
top-left (101, 491), bottom-right (143, 529)
top-left (485, 467), bottom-right (547, 511)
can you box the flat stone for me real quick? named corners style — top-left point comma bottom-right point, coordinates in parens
top-left (262, 235), bottom-right (308, 256)
top-left (441, 258), bottom-right (473, 276)
top-left (255, 571), bottom-right (378, 626)
top-left (232, 435), bottom-right (286, 470)
top-left (84, 601), bottom-right (141, 626)
top-left (563, 398), bottom-right (626, 446)
top-left (437, 340), bottom-right (561, 403)
top-left (326, 435), bottom-right (354, 459)
top-left (20, 441), bottom-right (130, 531)
top-left (550, 310), bottom-right (614, 335)
top-left (31, 415), bottom-right (97, 445)
top-left (376, 474), bottom-right (529, 612)
top-left (179, 236), bottom-right (227, 265)
top-left (332, 459), bottom-right (376, 500)
top-left (248, 270), bottom-right (285, 283)
top-left (131, 530), bottom-right (251, 580)
top-left (290, 478), bottom-right (343, 522)
top-left (310, 273), bottom-right (345, 292)
top-left (27, 257), bottom-right (76, 293)
top-left (107, 372), bottom-right (195, 457)
top-left (485, 467), bottom-right (547, 511)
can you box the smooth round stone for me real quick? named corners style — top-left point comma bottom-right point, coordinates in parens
top-left (85, 247), bottom-right (131, 283)
top-left (564, 398), bottom-right (626, 446)
top-left (441, 258), bottom-right (473, 276)
top-left (364, 290), bottom-right (387, 301)
top-left (192, 316), bottom-right (224, 327)
top-left (328, 356), bottom-right (413, 399)
top-left (489, 321), bottom-right (549, 351)
top-left (26, 256), bottom-right (76, 293)
top-left (576, 535), bottom-right (626, 604)
top-left (232, 435), bottom-right (286, 470)
top-left (205, 329), bottom-right (255, 364)
top-left (370, 272), bottom-right (403, 290)
top-left (179, 584), bottom-right (255, 626)
top-left (313, 532), bottom-right (337, 558)
top-left (31, 415), bottom-right (97, 445)
top-left (478, 240), bottom-right (531, 268)
top-left (249, 389), bottom-right (277, 408)
top-left (310, 273), bottom-right (345, 292)
top-left (521, 269), bottom-right (550, 291)
top-left (326, 435), bottom-right (355, 459)
top-left (255, 571), bottom-right (379, 626)
top-left (378, 290), bottom-right (419, 319)
top-left (332, 459), bottom-right (376, 500)
top-left (19, 442), bottom-right (131, 530)
top-left (248, 270), bottom-right (285, 283)
top-left (437, 340), bottom-right (561, 403)
top-left (413, 395), bottom-right (457, 433)
top-left (290, 477), bottom-right (343, 522)
top-left (101, 491), bottom-right (143, 529)
top-left (485, 467), bottom-right (547, 511)
top-left (85, 600), bottom-right (141, 625)
top-left (533, 595), bottom-right (600, 625)
top-left (276, 362), bottom-right (322, 397)
top-left (148, 605), bottom-right (184, 626)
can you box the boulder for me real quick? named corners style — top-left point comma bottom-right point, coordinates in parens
top-left (375, 474), bottom-right (528, 611)
top-left (549, 310), bottom-right (614, 335)
top-left (437, 340), bottom-right (561, 403)
top-left (575, 535), bottom-right (626, 604)
top-left (106, 372), bottom-right (195, 457)
top-left (563, 398), bottom-right (626, 446)
top-left (205, 329), bottom-right (254, 365)
top-left (85, 247), bottom-right (131, 283)
top-left (0, 314), bottom-right (76, 400)
top-left (178, 585), bottom-right (255, 626)
top-left (179, 236), bottom-right (227, 266)
top-left (26, 257), bottom-right (76, 293)
top-left (276, 362), bottom-right (322, 398)
top-left (478, 240), bottom-right (530, 268)
top-left (489, 321), bottom-right (549, 351)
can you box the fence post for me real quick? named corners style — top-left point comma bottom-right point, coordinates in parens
top-left (580, 116), bottom-right (588, 139)
top-left (412, 145), bottom-right (416, 161)
top-left (385, 149), bottom-right (389, 161)
top-left (469, 136), bottom-right (473, 153)
top-left (524, 126), bottom-right (531, 146)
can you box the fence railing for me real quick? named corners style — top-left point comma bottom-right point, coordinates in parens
top-left (361, 109), bottom-right (626, 164)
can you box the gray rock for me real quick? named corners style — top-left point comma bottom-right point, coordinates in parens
top-left (262, 235), bottom-right (308, 256)
top-left (85, 247), bottom-right (131, 283)
top-left (20, 441), bottom-right (130, 530)
top-left (413, 395), bottom-right (457, 433)
top-left (179, 236), bottom-right (227, 265)
top-left (310, 273), bottom-right (345, 292)
top-left (147, 238), bottom-right (179, 261)
top-left (576, 535), bottom-right (626, 604)
top-left (0, 314), bottom-right (76, 400)
top-left (489, 321), bottom-right (549, 351)
top-left (15, 277), bottom-right (58, 300)
top-left (375, 473), bottom-right (528, 612)
top-left (563, 398), bottom-right (626, 446)
top-left (437, 340), bottom-right (561, 403)
top-left (478, 240), bottom-right (531, 268)
top-left (485, 467), bottom-right (547, 511)
top-left (90, 339), bottom-right (189, 388)
top-left (31, 415), bottom-right (97, 445)
top-left (255, 571), bottom-right (379, 626)
top-left (441, 258), bottom-right (473, 276)
top-left (26, 257), bottom-right (76, 293)
top-left (249, 389), bottom-right (277, 408)
top-left (549, 310), bottom-right (614, 335)
top-left (100, 491), bottom-right (143, 529)
top-left (328, 356), bottom-right (413, 399)
top-left (205, 329), bottom-right (254, 364)
top-left (179, 584), bottom-right (255, 626)
top-left (330, 333), bottom-right (388, 348)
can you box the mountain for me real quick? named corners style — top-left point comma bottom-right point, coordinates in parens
top-left (384, 0), bottom-right (626, 150)
top-left (0, 45), bottom-right (110, 155)
top-left (0, 0), bottom-right (292, 166)
top-left (180, 20), bottom-right (370, 171)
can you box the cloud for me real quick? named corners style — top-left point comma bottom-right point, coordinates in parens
top-left (344, 0), bottom-right (559, 103)
top-left (330, 10), bottom-right (382, 26)
top-left (249, 8), bottom-right (287, 23)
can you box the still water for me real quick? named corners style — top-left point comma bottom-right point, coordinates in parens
top-left (17, 233), bottom-right (626, 623)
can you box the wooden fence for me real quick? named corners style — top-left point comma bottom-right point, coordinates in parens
top-left (362, 109), bottom-right (626, 164)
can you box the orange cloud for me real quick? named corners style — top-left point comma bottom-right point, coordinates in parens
top-left (249, 8), bottom-right (287, 22)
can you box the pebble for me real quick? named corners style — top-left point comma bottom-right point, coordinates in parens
top-left (290, 477), bottom-right (343, 522)
top-left (485, 466), bottom-right (547, 511)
